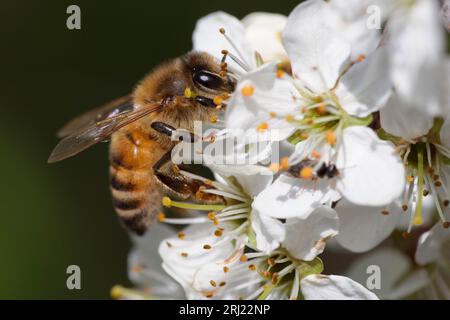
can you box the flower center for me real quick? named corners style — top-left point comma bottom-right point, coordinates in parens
top-left (398, 140), bottom-right (450, 233)
top-left (236, 249), bottom-right (324, 300)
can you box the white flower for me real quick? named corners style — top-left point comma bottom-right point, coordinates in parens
top-left (279, 0), bottom-right (405, 207)
top-left (225, 62), bottom-right (300, 142)
top-left (192, 11), bottom-right (287, 74)
top-left (241, 12), bottom-right (288, 62)
top-left (189, 244), bottom-right (377, 300)
top-left (334, 199), bottom-right (402, 252)
top-left (416, 221), bottom-right (450, 267)
top-left (345, 248), bottom-right (430, 300)
top-left (385, 0), bottom-right (447, 116)
top-left (300, 274), bottom-right (379, 300)
top-left (112, 224), bottom-right (185, 300)
top-left (379, 103), bottom-right (450, 233)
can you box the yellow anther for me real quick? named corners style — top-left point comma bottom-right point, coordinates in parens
top-left (203, 244), bottom-right (212, 250)
top-left (219, 27), bottom-right (226, 34)
top-left (219, 281), bottom-right (226, 287)
top-left (312, 96), bottom-right (323, 103)
top-left (178, 232), bottom-right (186, 240)
top-left (407, 175), bottom-right (415, 183)
top-left (269, 111), bottom-right (277, 118)
top-left (248, 264), bottom-right (256, 271)
top-left (158, 212), bottom-right (166, 222)
top-left (356, 54), bottom-right (366, 62)
top-left (210, 280), bottom-right (217, 287)
top-left (325, 130), bottom-right (337, 145)
top-left (280, 157), bottom-right (290, 171)
top-left (443, 221), bottom-right (450, 229)
top-left (208, 211), bottom-right (216, 220)
top-left (210, 115), bottom-right (218, 124)
top-left (311, 150), bottom-right (321, 160)
top-left (285, 114), bottom-right (295, 122)
top-left (241, 85), bottom-right (255, 97)
top-left (300, 166), bottom-right (314, 179)
top-left (213, 96), bottom-right (223, 106)
top-left (257, 122), bottom-right (269, 132)
top-left (110, 285), bottom-right (124, 300)
top-left (214, 229), bottom-right (223, 237)
top-left (213, 218), bottom-right (219, 225)
top-left (276, 69), bottom-right (284, 78)
top-left (223, 266), bottom-right (230, 273)
top-left (180, 252), bottom-right (189, 257)
top-left (184, 87), bottom-right (193, 98)
top-left (269, 163), bottom-right (280, 173)
top-left (381, 209), bottom-right (389, 215)
top-left (240, 255), bottom-right (248, 262)
top-left (162, 197), bottom-right (172, 208)
top-left (317, 103), bottom-right (327, 115)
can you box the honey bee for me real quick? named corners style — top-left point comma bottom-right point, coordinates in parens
top-left (49, 51), bottom-right (236, 235)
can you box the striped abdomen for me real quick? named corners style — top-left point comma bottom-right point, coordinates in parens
top-left (109, 126), bottom-right (168, 235)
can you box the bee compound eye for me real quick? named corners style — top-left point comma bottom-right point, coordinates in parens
top-left (192, 70), bottom-right (223, 90)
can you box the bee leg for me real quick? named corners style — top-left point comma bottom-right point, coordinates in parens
top-left (150, 121), bottom-right (198, 142)
top-left (194, 96), bottom-right (216, 108)
top-left (152, 150), bottom-right (225, 204)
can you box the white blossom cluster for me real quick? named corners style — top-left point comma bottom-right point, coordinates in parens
top-left (113, 0), bottom-right (450, 300)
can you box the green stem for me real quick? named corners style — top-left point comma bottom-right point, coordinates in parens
top-left (257, 282), bottom-right (277, 300)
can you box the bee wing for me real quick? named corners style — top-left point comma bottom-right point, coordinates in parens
top-left (48, 102), bottom-right (162, 163)
top-left (57, 95), bottom-right (134, 138)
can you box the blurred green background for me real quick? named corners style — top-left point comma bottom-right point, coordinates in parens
top-left (0, 0), bottom-right (302, 299)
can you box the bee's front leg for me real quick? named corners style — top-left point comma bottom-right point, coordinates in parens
top-left (150, 121), bottom-right (199, 143)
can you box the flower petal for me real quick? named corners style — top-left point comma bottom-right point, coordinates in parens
top-left (301, 274), bottom-right (379, 300)
top-left (388, 0), bottom-right (446, 116)
top-left (129, 224), bottom-right (185, 299)
top-left (282, 0), bottom-right (351, 93)
top-left (241, 12), bottom-right (287, 62)
top-left (415, 222), bottom-right (450, 265)
top-left (335, 199), bottom-right (401, 252)
top-left (283, 206), bottom-right (339, 261)
top-left (336, 47), bottom-right (392, 117)
top-left (380, 93), bottom-right (433, 141)
top-left (210, 164), bottom-right (273, 197)
top-left (336, 126), bottom-right (405, 206)
top-left (251, 211), bottom-right (285, 254)
top-left (159, 223), bottom-right (240, 291)
top-left (225, 63), bottom-right (300, 136)
top-left (440, 117), bottom-right (450, 150)
top-left (254, 174), bottom-right (340, 219)
top-left (345, 248), bottom-right (429, 299)
top-left (192, 11), bottom-right (254, 72)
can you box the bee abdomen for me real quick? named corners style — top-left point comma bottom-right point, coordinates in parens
top-left (109, 165), bottom-right (162, 235)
